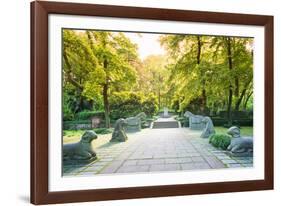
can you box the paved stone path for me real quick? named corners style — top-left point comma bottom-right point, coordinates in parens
top-left (63, 127), bottom-right (253, 177)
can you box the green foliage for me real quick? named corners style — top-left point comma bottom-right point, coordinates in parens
top-left (175, 116), bottom-right (189, 127)
top-left (215, 126), bottom-right (253, 136)
top-left (63, 130), bottom-right (85, 138)
top-left (93, 128), bottom-right (113, 134)
top-left (136, 55), bottom-right (170, 108)
top-left (141, 94), bottom-right (159, 117)
top-left (209, 134), bottom-right (231, 150)
top-left (63, 91), bottom-right (75, 121)
top-left (211, 117), bottom-right (253, 127)
top-left (63, 29), bottom-right (139, 127)
top-left (63, 128), bottom-right (112, 138)
top-left (62, 29), bottom-right (254, 125)
top-left (63, 120), bottom-right (91, 130)
top-left (109, 91), bottom-right (158, 120)
top-left (75, 110), bottom-right (105, 120)
top-left (109, 92), bottom-right (143, 119)
top-left (160, 34), bottom-right (253, 115)
top-left (63, 102), bottom-right (75, 121)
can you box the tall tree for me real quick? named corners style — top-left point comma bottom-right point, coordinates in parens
top-left (160, 34), bottom-right (210, 113)
top-left (63, 30), bottom-right (138, 127)
top-left (160, 33), bottom-right (253, 121)
top-left (85, 31), bottom-right (138, 127)
top-left (140, 55), bottom-right (168, 109)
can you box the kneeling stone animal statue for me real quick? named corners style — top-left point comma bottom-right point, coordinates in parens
top-left (200, 116), bottom-right (215, 138)
top-left (227, 126), bottom-right (253, 153)
top-left (111, 118), bottom-right (128, 142)
top-left (63, 130), bottom-right (98, 160)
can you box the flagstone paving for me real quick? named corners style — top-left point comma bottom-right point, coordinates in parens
top-left (63, 127), bottom-right (253, 177)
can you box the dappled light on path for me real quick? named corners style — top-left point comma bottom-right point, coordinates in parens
top-left (63, 127), bottom-right (253, 177)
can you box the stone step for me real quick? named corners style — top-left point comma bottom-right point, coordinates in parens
top-left (152, 121), bottom-right (179, 129)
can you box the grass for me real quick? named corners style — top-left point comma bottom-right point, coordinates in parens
top-left (63, 130), bottom-right (85, 138)
top-left (63, 129), bottom-right (113, 145)
top-left (214, 126), bottom-right (253, 136)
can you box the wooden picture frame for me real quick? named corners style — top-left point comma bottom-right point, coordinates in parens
top-left (31, 0), bottom-right (274, 204)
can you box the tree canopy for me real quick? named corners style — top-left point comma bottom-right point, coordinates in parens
top-left (63, 29), bottom-right (253, 127)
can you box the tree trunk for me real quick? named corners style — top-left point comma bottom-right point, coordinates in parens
top-left (158, 88), bottom-right (161, 109)
top-left (103, 59), bottom-right (110, 128)
top-left (234, 88), bottom-right (246, 111)
top-left (196, 36), bottom-right (207, 113)
top-left (243, 91), bottom-right (253, 110)
top-left (103, 83), bottom-right (110, 128)
top-left (63, 53), bottom-right (83, 91)
top-left (227, 87), bottom-right (233, 125)
top-left (235, 78), bottom-right (239, 97)
top-left (197, 36), bottom-right (201, 65)
top-left (226, 37), bottom-right (233, 125)
top-left (158, 74), bottom-right (161, 109)
top-left (202, 89), bottom-right (207, 114)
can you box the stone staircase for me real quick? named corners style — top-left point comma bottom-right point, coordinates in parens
top-left (152, 117), bottom-right (180, 129)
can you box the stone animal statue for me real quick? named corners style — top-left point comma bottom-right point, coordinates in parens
top-left (135, 112), bottom-right (146, 120)
top-left (63, 130), bottom-right (98, 161)
top-left (227, 126), bottom-right (253, 153)
top-left (110, 118), bottom-right (128, 142)
top-left (200, 116), bottom-right (215, 138)
top-left (184, 111), bottom-right (206, 130)
top-left (125, 112), bottom-right (146, 132)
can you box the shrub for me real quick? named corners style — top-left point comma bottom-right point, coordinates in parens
top-left (75, 110), bottom-right (105, 120)
top-left (110, 92), bottom-right (143, 120)
top-left (63, 107), bottom-right (74, 121)
top-left (175, 116), bottom-right (189, 127)
top-left (93, 128), bottom-right (113, 134)
top-left (142, 94), bottom-right (158, 117)
top-left (63, 99), bottom-right (75, 121)
top-left (211, 117), bottom-right (253, 127)
top-left (63, 120), bottom-right (91, 130)
top-left (109, 91), bottom-right (158, 120)
top-left (209, 134), bottom-right (231, 150)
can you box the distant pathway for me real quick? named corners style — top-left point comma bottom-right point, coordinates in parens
top-left (63, 128), bottom-right (253, 177)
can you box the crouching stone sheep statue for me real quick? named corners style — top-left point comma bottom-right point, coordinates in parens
top-left (63, 130), bottom-right (98, 161)
top-left (227, 126), bottom-right (253, 154)
top-left (200, 116), bottom-right (215, 138)
top-left (110, 118), bottom-right (128, 142)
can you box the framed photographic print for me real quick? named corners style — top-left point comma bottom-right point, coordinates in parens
top-left (31, 0), bottom-right (274, 204)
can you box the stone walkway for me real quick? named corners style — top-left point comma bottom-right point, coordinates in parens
top-left (63, 128), bottom-right (253, 177)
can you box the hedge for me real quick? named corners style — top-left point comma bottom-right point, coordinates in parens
top-left (209, 134), bottom-right (231, 150)
top-left (211, 117), bottom-right (253, 127)
top-left (75, 110), bottom-right (105, 120)
top-left (175, 116), bottom-right (252, 127)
